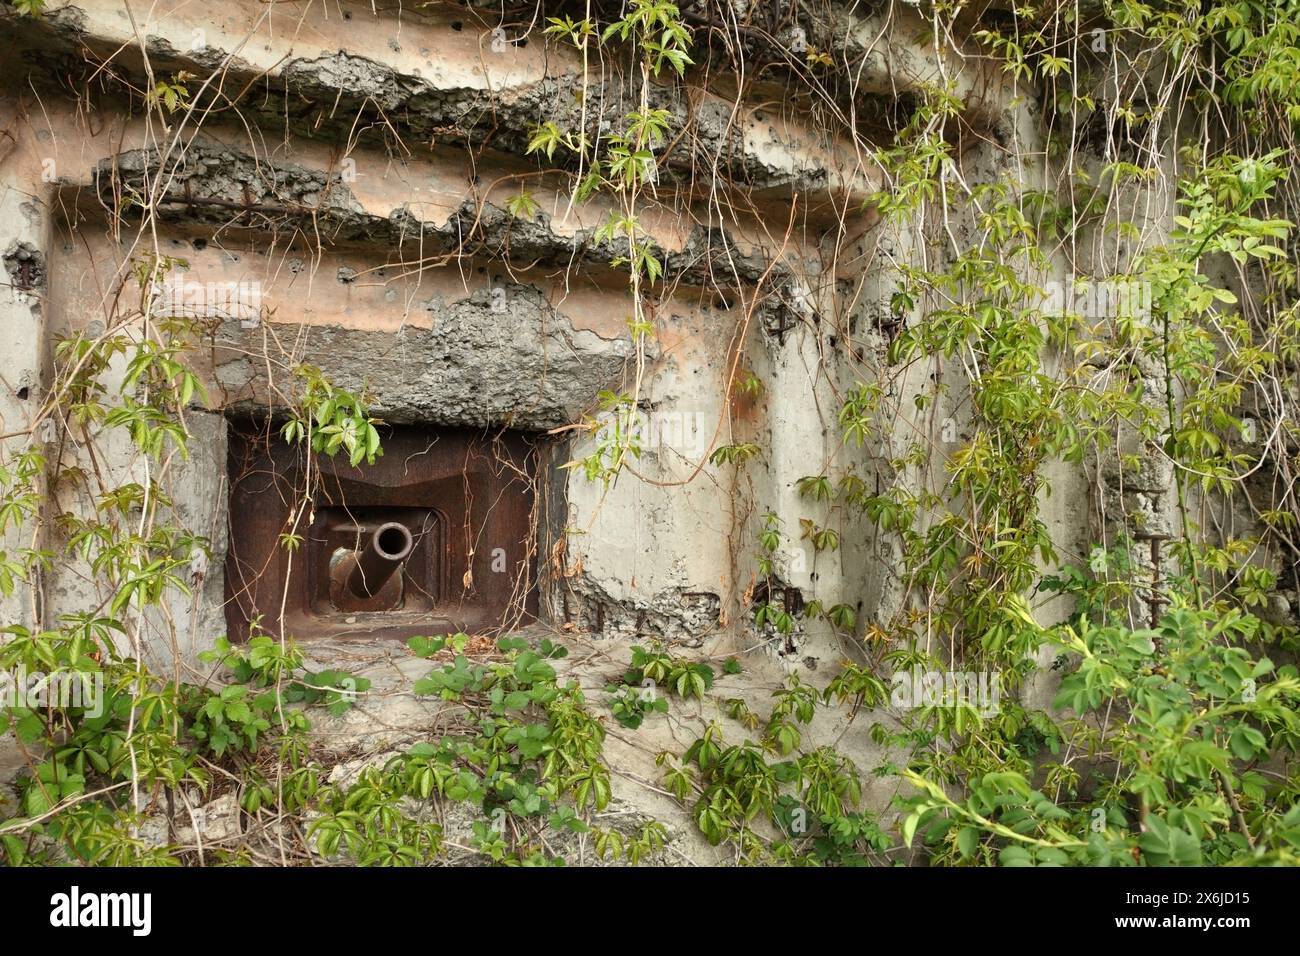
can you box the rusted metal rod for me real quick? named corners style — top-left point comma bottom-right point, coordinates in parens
top-left (1133, 531), bottom-right (1171, 629)
top-left (347, 522), bottom-right (414, 599)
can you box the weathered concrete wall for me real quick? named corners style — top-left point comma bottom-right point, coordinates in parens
top-left (0, 0), bottom-right (906, 669)
top-left (8, 1), bottom-right (1257, 858)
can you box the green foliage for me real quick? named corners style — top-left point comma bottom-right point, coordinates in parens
top-left (563, 392), bottom-right (642, 487)
top-left (899, 602), bottom-right (1300, 866)
top-left (201, 633), bottom-right (303, 687)
top-left (815, 2), bottom-right (1300, 869)
top-left (754, 601), bottom-right (795, 636)
top-left (404, 635), bottom-right (614, 850)
top-left (184, 684), bottom-right (277, 758)
top-left (709, 442), bottom-right (760, 468)
top-left (606, 645), bottom-right (730, 727)
top-left (544, 15), bottom-right (596, 47)
top-left (625, 643), bottom-right (715, 700)
top-left (599, 0), bottom-right (694, 76)
top-left (0, 255), bottom-right (396, 865)
top-left (504, 190), bottom-right (541, 220)
top-left (593, 819), bottom-right (668, 864)
top-left (533, 0), bottom-right (695, 487)
top-left (606, 683), bottom-right (669, 729)
top-left (146, 73), bottom-right (192, 113)
top-left (280, 364), bottom-right (383, 467)
top-left (659, 673), bottom-right (887, 863)
top-left (308, 766), bottom-right (443, 865)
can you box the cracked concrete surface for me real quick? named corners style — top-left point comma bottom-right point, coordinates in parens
top-left (0, 0), bottom-right (1207, 863)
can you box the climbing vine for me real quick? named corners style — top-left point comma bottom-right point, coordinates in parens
top-left (1, 0), bottom-right (1300, 868)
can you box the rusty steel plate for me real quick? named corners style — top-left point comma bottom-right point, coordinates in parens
top-left (224, 422), bottom-right (538, 641)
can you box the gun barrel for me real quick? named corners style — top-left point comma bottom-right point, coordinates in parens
top-left (347, 521), bottom-right (414, 598)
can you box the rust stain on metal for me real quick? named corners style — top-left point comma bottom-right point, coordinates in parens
top-left (325, 514), bottom-right (416, 613)
top-left (225, 422), bottom-right (538, 641)
top-left (1133, 530), bottom-right (1171, 630)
